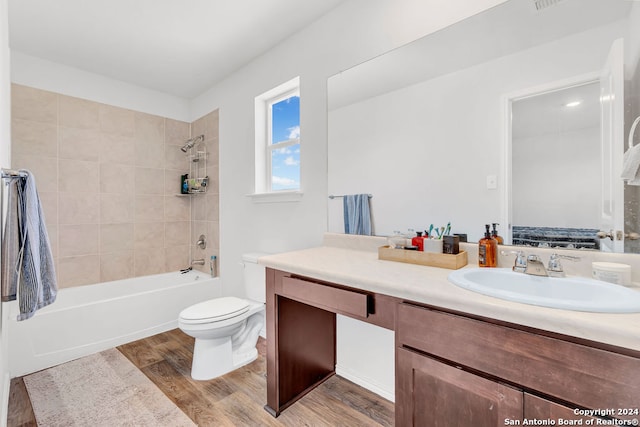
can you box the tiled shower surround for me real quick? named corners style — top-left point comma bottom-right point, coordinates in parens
top-left (10, 84), bottom-right (219, 288)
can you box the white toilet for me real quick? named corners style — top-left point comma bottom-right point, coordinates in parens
top-left (178, 253), bottom-right (266, 380)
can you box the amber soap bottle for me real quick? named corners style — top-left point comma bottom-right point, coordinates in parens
top-left (491, 223), bottom-right (504, 244)
top-left (478, 224), bottom-right (498, 267)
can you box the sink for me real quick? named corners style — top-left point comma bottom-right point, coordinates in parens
top-left (448, 268), bottom-right (640, 313)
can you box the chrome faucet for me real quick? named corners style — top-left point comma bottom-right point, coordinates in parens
top-left (524, 254), bottom-right (548, 276)
top-left (503, 251), bottom-right (580, 277)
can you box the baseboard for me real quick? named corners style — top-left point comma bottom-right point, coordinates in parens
top-left (0, 371), bottom-right (10, 427)
top-left (335, 364), bottom-right (395, 402)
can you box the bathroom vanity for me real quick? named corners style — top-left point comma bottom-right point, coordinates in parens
top-left (260, 234), bottom-right (640, 426)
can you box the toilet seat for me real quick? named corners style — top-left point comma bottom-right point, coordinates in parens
top-left (179, 297), bottom-right (250, 325)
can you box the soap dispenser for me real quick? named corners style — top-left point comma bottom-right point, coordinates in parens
top-left (478, 224), bottom-right (498, 267)
top-left (491, 223), bottom-right (504, 245)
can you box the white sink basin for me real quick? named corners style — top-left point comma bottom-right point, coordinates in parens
top-left (448, 268), bottom-right (640, 313)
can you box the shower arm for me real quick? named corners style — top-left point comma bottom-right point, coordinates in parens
top-left (180, 134), bottom-right (205, 153)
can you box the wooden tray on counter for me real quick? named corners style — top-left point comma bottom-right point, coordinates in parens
top-left (378, 246), bottom-right (468, 270)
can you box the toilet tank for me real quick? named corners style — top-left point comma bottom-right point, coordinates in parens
top-left (242, 253), bottom-right (268, 303)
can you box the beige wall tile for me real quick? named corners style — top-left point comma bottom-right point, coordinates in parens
top-left (134, 247), bottom-right (165, 276)
top-left (135, 138), bottom-right (165, 168)
top-left (59, 127), bottom-right (101, 161)
top-left (135, 167), bottom-right (164, 195)
top-left (165, 221), bottom-right (190, 247)
top-left (191, 110), bottom-right (218, 141)
top-left (165, 144), bottom-right (189, 170)
top-left (10, 154), bottom-right (58, 193)
top-left (59, 192), bottom-right (100, 224)
top-left (207, 221), bottom-right (220, 250)
top-left (165, 246), bottom-right (190, 272)
top-left (135, 195), bottom-right (164, 222)
top-left (135, 112), bottom-right (164, 145)
top-left (99, 104), bottom-right (135, 136)
top-left (165, 170), bottom-right (187, 195)
top-left (164, 195), bottom-right (190, 221)
top-left (100, 223), bottom-right (134, 253)
top-left (46, 225), bottom-right (58, 259)
top-left (11, 84), bottom-right (57, 124)
top-left (12, 119), bottom-right (57, 157)
top-left (99, 134), bottom-right (136, 165)
top-left (58, 255), bottom-right (100, 288)
top-left (59, 224), bottom-right (99, 257)
top-left (165, 119), bottom-right (190, 146)
top-left (206, 195), bottom-right (219, 222)
top-left (100, 163), bottom-right (135, 194)
top-left (38, 192), bottom-right (58, 227)
top-left (135, 222), bottom-right (164, 249)
top-left (205, 166), bottom-right (219, 194)
top-left (59, 95), bottom-right (99, 130)
top-left (100, 251), bottom-right (134, 282)
top-left (100, 193), bottom-right (134, 224)
top-left (59, 159), bottom-right (100, 193)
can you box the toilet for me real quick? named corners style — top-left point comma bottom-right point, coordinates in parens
top-left (178, 253), bottom-right (266, 380)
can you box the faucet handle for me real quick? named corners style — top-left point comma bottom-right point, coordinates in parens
top-left (501, 250), bottom-right (526, 272)
top-left (547, 253), bottom-right (580, 277)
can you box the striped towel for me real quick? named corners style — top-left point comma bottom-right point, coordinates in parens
top-left (1, 170), bottom-right (57, 320)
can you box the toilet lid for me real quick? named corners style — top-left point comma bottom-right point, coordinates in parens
top-left (180, 297), bottom-right (250, 323)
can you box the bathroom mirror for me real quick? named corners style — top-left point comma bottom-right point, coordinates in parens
top-left (327, 0), bottom-right (640, 253)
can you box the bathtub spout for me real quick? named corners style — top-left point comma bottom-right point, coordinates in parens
top-left (191, 259), bottom-right (205, 266)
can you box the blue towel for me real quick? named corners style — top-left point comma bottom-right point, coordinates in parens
top-left (1, 170), bottom-right (57, 320)
top-left (343, 194), bottom-right (372, 236)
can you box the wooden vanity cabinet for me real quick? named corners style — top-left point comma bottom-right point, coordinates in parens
top-left (396, 302), bottom-right (640, 426)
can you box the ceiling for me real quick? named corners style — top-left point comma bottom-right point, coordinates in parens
top-left (8, 0), bottom-right (347, 98)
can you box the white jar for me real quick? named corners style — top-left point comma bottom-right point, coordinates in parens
top-left (592, 262), bottom-right (631, 286)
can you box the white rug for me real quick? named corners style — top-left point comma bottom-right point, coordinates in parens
top-left (23, 348), bottom-right (196, 427)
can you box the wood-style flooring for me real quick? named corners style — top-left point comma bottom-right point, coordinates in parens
top-left (8, 329), bottom-right (394, 426)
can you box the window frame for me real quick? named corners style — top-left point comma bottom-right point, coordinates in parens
top-left (266, 88), bottom-right (300, 192)
top-left (253, 76), bottom-right (302, 200)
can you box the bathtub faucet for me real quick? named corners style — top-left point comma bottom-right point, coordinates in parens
top-left (191, 259), bottom-right (205, 266)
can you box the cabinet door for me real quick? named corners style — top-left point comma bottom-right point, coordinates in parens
top-left (524, 394), bottom-right (600, 424)
top-left (396, 348), bottom-right (523, 427)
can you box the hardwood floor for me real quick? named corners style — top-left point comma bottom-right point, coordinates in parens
top-left (8, 329), bottom-right (394, 426)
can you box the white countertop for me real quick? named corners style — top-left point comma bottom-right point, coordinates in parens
top-left (259, 234), bottom-right (640, 352)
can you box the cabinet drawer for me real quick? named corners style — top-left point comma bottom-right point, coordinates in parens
top-left (280, 276), bottom-right (370, 319)
top-left (397, 303), bottom-right (640, 420)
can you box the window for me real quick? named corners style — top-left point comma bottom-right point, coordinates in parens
top-left (254, 77), bottom-right (301, 197)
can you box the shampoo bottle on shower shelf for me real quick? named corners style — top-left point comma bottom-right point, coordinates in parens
top-left (181, 174), bottom-right (189, 194)
top-left (491, 223), bottom-right (504, 244)
top-left (478, 224), bottom-right (498, 267)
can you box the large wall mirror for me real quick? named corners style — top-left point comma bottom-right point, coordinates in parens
top-left (327, 0), bottom-right (640, 253)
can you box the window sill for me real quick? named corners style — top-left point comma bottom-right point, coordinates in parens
top-left (247, 191), bottom-right (304, 203)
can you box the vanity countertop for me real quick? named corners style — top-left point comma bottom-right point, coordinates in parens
top-left (259, 234), bottom-right (640, 352)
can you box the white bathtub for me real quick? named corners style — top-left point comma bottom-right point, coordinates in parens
top-left (3, 271), bottom-right (219, 377)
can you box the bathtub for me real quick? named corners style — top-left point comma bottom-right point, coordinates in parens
top-left (3, 270), bottom-right (219, 377)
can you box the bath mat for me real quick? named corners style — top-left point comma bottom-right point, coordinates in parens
top-left (23, 348), bottom-right (195, 427)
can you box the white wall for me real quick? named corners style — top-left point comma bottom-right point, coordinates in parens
top-left (513, 127), bottom-right (601, 228)
top-left (10, 52), bottom-right (191, 122)
top-left (328, 22), bottom-right (624, 242)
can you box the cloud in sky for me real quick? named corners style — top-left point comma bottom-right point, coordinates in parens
top-left (288, 126), bottom-right (300, 139)
top-left (284, 156), bottom-right (299, 166)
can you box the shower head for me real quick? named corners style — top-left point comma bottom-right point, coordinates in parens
top-left (180, 135), bottom-right (205, 152)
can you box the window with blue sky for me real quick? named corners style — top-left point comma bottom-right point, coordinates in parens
top-left (269, 94), bottom-right (300, 191)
